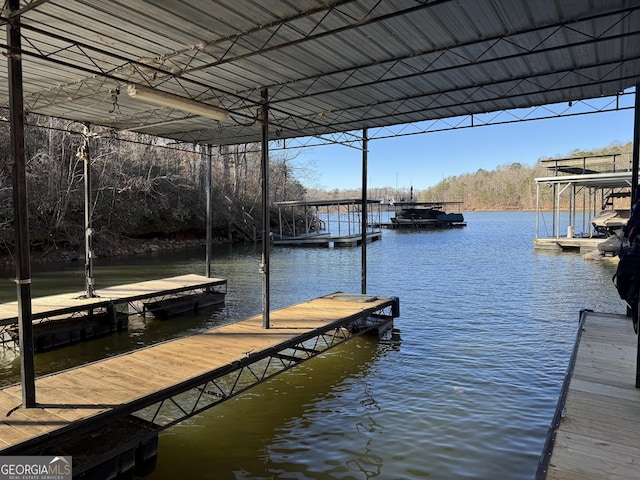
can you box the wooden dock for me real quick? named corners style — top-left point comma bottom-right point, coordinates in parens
top-left (0, 292), bottom-right (398, 476)
top-left (0, 274), bottom-right (227, 325)
top-left (538, 310), bottom-right (640, 479)
top-left (272, 198), bottom-right (383, 248)
top-left (533, 237), bottom-right (603, 252)
top-left (0, 274), bottom-right (227, 351)
top-left (272, 231), bottom-right (382, 247)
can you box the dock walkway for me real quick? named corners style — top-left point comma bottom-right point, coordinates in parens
top-left (0, 274), bottom-right (227, 350)
top-left (539, 310), bottom-right (640, 479)
top-left (533, 237), bottom-right (603, 252)
top-left (0, 274), bottom-right (227, 326)
top-left (0, 293), bottom-right (397, 469)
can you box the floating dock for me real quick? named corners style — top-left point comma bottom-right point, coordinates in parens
top-left (537, 310), bottom-right (640, 479)
top-left (273, 231), bottom-right (382, 247)
top-left (534, 153), bottom-right (632, 253)
top-left (0, 274), bottom-right (227, 350)
top-left (272, 198), bottom-right (383, 247)
top-left (532, 236), bottom-right (603, 252)
top-left (0, 292), bottom-right (399, 478)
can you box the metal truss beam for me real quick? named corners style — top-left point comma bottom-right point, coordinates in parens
top-left (7, 2), bottom-right (634, 145)
top-left (269, 91), bottom-right (637, 152)
top-left (131, 310), bottom-right (394, 432)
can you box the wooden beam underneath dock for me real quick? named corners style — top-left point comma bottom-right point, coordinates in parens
top-left (0, 293), bottom-right (396, 454)
top-left (541, 311), bottom-right (640, 479)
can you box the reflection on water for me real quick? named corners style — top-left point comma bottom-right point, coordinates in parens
top-left (0, 212), bottom-right (625, 479)
top-left (151, 335), bottom-right (396, 480)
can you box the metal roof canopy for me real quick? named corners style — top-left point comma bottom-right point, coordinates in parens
top-left (535, 171), bottom-right (634, 188)
top-left (1, 0), bottom-right (639, 146)
top-left (274, 198), bottom-right (381, 207)
top-left (391, 201), bottom-right (463, 206)
top-left (4, 0), bottom-right (640, 409)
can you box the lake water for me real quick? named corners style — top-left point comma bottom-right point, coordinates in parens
top-left (0, 211), bottom-right (626, 479)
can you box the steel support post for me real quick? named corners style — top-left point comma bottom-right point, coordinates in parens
top-left (361, 129), bottom-right (368, 295)
top-left (535, 183), bottom-right (540, 238)
top-left (81, 125), bottom-right (95, 298)
top-left (632, 85), bottom-right (640, 205)
top-left (7, 0), bottom-right (36, 407)
top-left (205, 145), bottom-right (213, 278)
top-left (632, 84), bottom-right (640, 388)
top-left (261, 89), bottom-right (270, 329)
top-left (553, 184), bottom-right (558, 237)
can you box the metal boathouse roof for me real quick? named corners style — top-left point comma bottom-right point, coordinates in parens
top-left (1, 0), bottom-right (640, 146)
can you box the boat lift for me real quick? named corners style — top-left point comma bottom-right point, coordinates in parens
top-left (533, 153), bottom-right (634, 251)
top-left (272, 198), bottom-right (383, 247)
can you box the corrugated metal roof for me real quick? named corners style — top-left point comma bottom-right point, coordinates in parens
top-left (1, 0), bottom-right (639, 146)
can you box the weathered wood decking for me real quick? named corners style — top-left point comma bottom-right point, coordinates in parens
top-left (0, 274), bottom-right (226, 325)
top-left (272, 231), bottom-right (382, 247)
top-left (0, 293), bottom-right (395, 455)
top-left (540, 310), bottom-right (640, 479)
top-left (533, 237), bottom-right (603, 252)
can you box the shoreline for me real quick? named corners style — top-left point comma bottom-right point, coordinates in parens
top-left (0, 236), bottom-right (229, 267)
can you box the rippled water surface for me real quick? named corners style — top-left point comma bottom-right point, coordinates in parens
top-left (0, 211), bottom-right (625, 479)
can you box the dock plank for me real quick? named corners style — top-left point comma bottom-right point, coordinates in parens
top-left (0, 293), bottom-right (394, 454)
top-left (549, 430), bottom-right (638, 479)
top-left (544, 311), bottom-right (640, 479)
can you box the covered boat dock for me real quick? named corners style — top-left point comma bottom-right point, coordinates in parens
top-left (1, 2), bottom-right (640, 478)
top-left (0, 293), bottom-right (399, 477)
top-left (273, 198), bottom-right (382, 247)
top-left (533, 153), bottom-right (633, 252)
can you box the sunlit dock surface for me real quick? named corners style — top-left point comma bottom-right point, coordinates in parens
top-left (0, 274), bottom-right (227, 325)
top-left (0, 293), bottom-right (397, 476)
top-left (539, 310), bottom-right (640, 479)
top-left (272, 198), bottom-right (383, 247)
top-left (0, 274), bottom-right (227, 350)
top-left (533, 237), bottom-right (603, 252)
top-left (272, 231), bottom-right (382, 247)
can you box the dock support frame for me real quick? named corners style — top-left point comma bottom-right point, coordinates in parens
top-left (260, 88), bottom-right (270, 329)
top-left (131, 308), bottom-right (396, 432)
top-left (361, 129), bottom-right (368, 295)
top-left (205, 144), bottom-right (213, 278)
top-left (633, 84), bottom-right (640, 388)
top-left (80, 124), bottom-right (96, 298)
top-left (7, 0), bottom-right (36, 407)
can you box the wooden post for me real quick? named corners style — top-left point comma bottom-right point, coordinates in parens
top-left (261, 89), bottom-right (270, 329)
top-left (7, 0), bottom-right (36, 407)
top-left (361, 129), bottom-right (368, 295)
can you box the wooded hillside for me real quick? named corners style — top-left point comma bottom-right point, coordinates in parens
top-left (0, 116), bottom-right (305, 260)
top-left (307, 142), bottom-right (633, 211)
top-left (0, 112), bottom-right (632, 262)
top-left (420, 142), bottom-right (632, 210)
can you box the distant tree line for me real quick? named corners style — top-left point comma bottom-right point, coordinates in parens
top-left (306, 142), bottom-right (633, 211)
top-left (1, 115), bottom-right (631, 261)
top-left (420, 142), bottom-right (632, 210)
top-left (0, 116), bottom-right (305, 259)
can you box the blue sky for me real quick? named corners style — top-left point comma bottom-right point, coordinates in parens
top-left (293, 107), bottom-right (635, 191)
